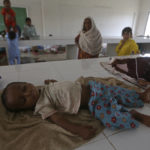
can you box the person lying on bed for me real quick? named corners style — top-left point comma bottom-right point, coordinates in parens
top-left (1, 79), bottom-right (150, 140)
top-left (112, 57), bottom-right (150, 86)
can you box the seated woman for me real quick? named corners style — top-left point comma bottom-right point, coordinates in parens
top-left (112, 57), bottom-right (150, 86)
top-left (75, 17), bottom-right (102, 59)
top-left (116, 27), bottom-right (140, 56)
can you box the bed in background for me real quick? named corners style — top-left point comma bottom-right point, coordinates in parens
top-left (100, 55), bottom-right (150, 89)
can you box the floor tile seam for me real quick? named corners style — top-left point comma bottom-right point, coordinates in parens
top-left (103, 132), bottom-right (117, 150)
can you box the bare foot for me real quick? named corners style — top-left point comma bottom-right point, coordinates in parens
top-left (143, 88), bottom-right (150, 103)
top-left (129, 109), bottom-right (137, 116)
top-left (130, 109), bottom-right (150, 127)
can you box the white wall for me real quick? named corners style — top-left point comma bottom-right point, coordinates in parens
top-left (26, 1), bottom-right (43, 36)
top-left (135, 0), bottom-right (150, 36)
top-left (42, 0), bottom-right (140, 38)
top-left (5, 0), bottom-right (140, 38)
top-left (2, 0), bottom-right (44, 36)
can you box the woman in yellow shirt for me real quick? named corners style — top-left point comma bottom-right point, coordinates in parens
top-left (116, 27), bottom-right (140, 56)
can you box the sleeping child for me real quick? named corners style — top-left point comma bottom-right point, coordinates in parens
top-left (1, 78), bottom-right (150, 140)
top-left (111, 57), bottom-right (150, 86)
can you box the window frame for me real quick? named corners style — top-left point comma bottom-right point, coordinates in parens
top-left (144, 12), bottom-right (150, 36)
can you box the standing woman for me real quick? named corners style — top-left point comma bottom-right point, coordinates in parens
top-left (75, 17), bottom-right (102, 59)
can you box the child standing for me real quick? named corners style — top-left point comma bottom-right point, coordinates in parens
top-left (1, 0), bottom-right (16, 32)
top-left (6, 30), bottom-right (20, 65)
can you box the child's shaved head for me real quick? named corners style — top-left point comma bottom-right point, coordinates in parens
top-left (1, 82), bottom-right (40, 112)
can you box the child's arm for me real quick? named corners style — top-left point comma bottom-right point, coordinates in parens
top-left (111, 58), bottom-right (131, 67)
top-left (33, 26), bottom-right (37, 36)
top-left (2, 16), bottom-right (8, 29)
top-left (75, 34), bottom-right (81, 49)
top-left (75, 34), bottom-right (80, 44)
top-left (116, 39), bottom-right (128, 53)
top-left (49, 112), bottom-right (96, 140)
top-left (1, 9), bottom-right (6, 26)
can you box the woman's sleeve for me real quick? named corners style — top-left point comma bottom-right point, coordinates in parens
top-left (130, 40), bottom-right (140, 54)
top-left (115, 41), bottom-right (121, 54)
top-left (75, 34), bottom-right (80, 44)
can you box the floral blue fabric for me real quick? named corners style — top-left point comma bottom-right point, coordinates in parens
top-left (88, 81), bottom-right (144, 129)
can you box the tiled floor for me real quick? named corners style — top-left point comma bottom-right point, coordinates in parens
top-left (76, 138), bottom-right (115, 150)
top-left (0, 57), bottom-right (150, 150)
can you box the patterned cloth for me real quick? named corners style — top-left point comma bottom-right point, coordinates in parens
top-left (1, 8), bottom-right (16, 28)
top-left (78, 48), bottom-right (99, 59)
top-left (79, 17), bottom-right (102, 56)
top-left (88, 81), bottom-right (144, 129)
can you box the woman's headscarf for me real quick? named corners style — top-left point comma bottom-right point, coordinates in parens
top-left (79, 17), bottom-right (102, 55)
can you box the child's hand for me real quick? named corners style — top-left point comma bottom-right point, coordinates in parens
top-left (111, 59), bottom-right (119, 67)
top-left (122, 39), bottom-right (127, 44)
top-left (49, 113), bottom-right (97, 140)
top-left (44, 79), bottom-right (57, 85)
top-left (78, 125), bottom-right (97, 140)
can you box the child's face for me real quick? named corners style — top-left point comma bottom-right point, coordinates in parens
top-left (26, 20), bottom-right (31, 26)
top-left (84, 18), bottom-right (92, 32)
top-left (4, 1), bottom-right (11, 9)
top-left (6, 82), bottom-right (40, 111)
top-left (122, 32), bottom-right (131, 41)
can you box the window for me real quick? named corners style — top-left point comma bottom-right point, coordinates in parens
top-left (145, 13), bottom-right (150, 36)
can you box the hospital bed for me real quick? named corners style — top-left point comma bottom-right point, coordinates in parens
top-left (0, 57), bottom-right (150, 150)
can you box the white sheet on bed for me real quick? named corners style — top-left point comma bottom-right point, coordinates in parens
top-left (0, 57), bottom-right (150, 150)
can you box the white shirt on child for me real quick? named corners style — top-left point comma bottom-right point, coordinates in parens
top-left (34, 81), bottom-right (82, 119)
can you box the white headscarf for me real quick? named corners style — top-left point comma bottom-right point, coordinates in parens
top-left (79, 17), bottom-right (102, 55)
